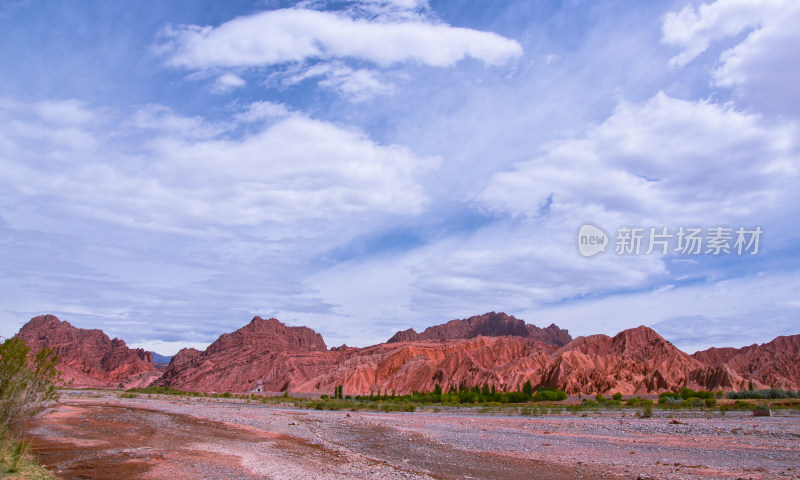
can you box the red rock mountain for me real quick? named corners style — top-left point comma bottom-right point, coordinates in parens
top-left (540, 326), bottom-right (750, 394)
top-left (155, 316), bottom-right (328, 392)
top-left (693, 335), bottom-right (800, 390)
top-left (14, 314), bottom-right (159, 388)
top-left (387, 312), bottom-right (572, 346)
top-left (205, 316), bottom-right (326, 355)
top-left (157, 316), bottom-right (792, 396)
top-left (15, 313), bottom-right (799, 395)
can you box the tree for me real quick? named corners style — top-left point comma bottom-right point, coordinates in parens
top-left (433, 384), bottom-right (442, 396)
top-left (522, 381), bottom-right (533, 397)
top-left (0, 337), bottom-right (60, 430)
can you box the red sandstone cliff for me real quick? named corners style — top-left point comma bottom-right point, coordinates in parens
top-left (14, 314), bottom-right (158, 388)
top-left (693, 335), bottom-right (800, 390)
top-left (387, 312), bottom-right (572, 346)
top-left (154, 316), bottom-right (329, 392)
top-left (15, 313), bottom-right (798, 396)
top-left (157, 317), bottom-right (783, 396)
top-left (540, 326), bottom-right (750, 394)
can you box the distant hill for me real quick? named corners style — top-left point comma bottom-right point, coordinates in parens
top-left (152, 352), bottom-right (173, 364)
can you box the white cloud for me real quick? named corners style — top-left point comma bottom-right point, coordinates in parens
top-left (160, 8), bottom-right (522, 69)
top-left (234, 101), bottom-right (290, 123)
top-left (212, 72), bottom-right (246, 92)
top-left (0, 100), bottom-right (439, 234)
top-left (129, 104), bottom-right (229, 139)
top-left (479, 92), bottom-right (798, 226)
top-left (662, 0), bottom-right (771, 67)
top-left (663, 0), bottom-right (800, 114)
top-left (34, 99), bottom-right (97, 125)
top-left (287, 62), bottom-right (394, 100)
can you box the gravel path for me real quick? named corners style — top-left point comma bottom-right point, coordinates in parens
top-left (23, 391), bottom-right (800, 480)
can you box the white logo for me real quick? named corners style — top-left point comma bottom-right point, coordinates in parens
top-left (578, 224), bottom-right (608, 257)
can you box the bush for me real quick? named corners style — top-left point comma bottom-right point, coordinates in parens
top-left (626, 396), bottom-right (653, 407)
top-left (612, 392), bottom-right (623, 401)
top-left (679, 388), bottom-right (714, 400)
top-left (531, 389), bottom-right (567, 402)
top-left (522, 381), bottom-right (534, 397)
top-left (595, 393), bottom-right (605, 403)
top-left (726, 388), bottom-right (800, 400)
top-left (639, 405), bottom-right (653, 418)
top-left (0, 337), bottom-right (61, 429)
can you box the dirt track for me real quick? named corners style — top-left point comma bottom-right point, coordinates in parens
top-left (22, 392), bottom-right (800, 480)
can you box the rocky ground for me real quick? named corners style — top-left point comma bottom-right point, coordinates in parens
top-left (22, 391), bottom-right (800, 480)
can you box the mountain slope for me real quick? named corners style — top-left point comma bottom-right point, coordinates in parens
top-left (693, 335), bottom-right (800, 389)
top-left (15, 314), bottom-right (159, 388)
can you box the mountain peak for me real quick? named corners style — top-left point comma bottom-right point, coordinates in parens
top-left (205, 315), bottom-right (327, 355)
top-left (15, 314), bottom-right (156, 388)
top-left (387, 312), bottom-right (572, 346)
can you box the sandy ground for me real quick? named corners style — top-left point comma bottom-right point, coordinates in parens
top-left (21, 391), bottom-right (800, 480)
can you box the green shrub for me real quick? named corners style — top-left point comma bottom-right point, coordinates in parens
top-left (612, 392), bottom-right (623, 401)
top-left (726, 388), bottom-right (800, 400)
top-left (626, 396), bottom-right (653, 407)
top-left (2, 438), bottom-right (31, 473)
top-left (531, 389), bottom-right (567, 402)
top-left (0, 337), bottom-right (61, 429)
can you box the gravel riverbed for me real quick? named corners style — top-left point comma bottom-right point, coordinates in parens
top-left (23, 391), bottom-right (800, 480)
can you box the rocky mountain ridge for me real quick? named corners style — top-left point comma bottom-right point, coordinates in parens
top-left (387, 312), bottom-right (572, 346)
top-left (13, 313), bottom-right (800, 395)
top-left (14, 314), bottom-right (161, 389)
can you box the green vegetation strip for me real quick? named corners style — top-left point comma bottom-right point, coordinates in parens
top-left (124, 384), bottom-right (800, 415)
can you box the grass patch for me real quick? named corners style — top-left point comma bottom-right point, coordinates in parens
top-left (1, 436), bottom-right (56, 479)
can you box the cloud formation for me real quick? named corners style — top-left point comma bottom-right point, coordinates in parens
top-left (0, 100), bottom-right (438, 234)
top-left (663, 0), bottom-right (800, 114)
top-left (479, 92), bottom-right (798, 225)
top-left (160, 8), bottom-right (522, 70)
top-left (2, 1), bottom-right (798, 354)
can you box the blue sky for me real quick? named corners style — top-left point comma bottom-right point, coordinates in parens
top-left (1, 0), bottom-right (798, 355)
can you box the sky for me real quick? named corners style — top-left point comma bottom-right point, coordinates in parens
top-left (1, 0), bottom-right (798, 356)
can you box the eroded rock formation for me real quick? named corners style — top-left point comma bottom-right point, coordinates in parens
top-left (15, 313), bottom-right (799, 396)
top-left (15, 314), bottom-right (158, 388)
top-left (387, 312), bottom-right (572, 346)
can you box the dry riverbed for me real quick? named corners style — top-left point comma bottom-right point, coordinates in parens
top-left (22, 391), bottom-right (800, 480)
